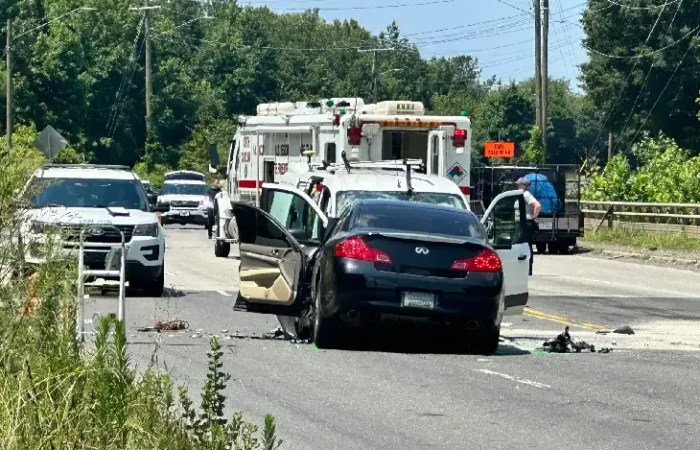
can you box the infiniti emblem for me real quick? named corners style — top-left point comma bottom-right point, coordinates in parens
top-left (415, 246), bottom-right (429, 255)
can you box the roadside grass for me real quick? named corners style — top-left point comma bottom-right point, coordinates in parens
top-left (0, 146), bottom-right (283, 449)
top-left (583, 227), bottom-right (700, 251)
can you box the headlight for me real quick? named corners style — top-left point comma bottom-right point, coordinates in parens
top-left (199, 197), bottom-right (213, 208)
top-left (30, 221), bottom-right (59, 234)
top-left (133, 223), bottom-right (159, 237)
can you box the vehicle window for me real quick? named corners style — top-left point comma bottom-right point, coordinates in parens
top-left (27, 177), bottom-right (149, 211)
top-left (235, 204), bottom-right (290, 248)
top-left (336, 190), bottom-right (466, 216)
top-left (485, 195), bottom-right (525, 245)
top-left (352, 203), bottom-right (484, 239)
top-left (266, 190), bottom-right (323, 241)
top-left (161, 183), bottom-right (208, 196)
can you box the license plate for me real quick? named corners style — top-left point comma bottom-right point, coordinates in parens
top-left (180, 211), bottom-right (190, 216)
top-left (401, 291), bottom-right (436, 309)
top-left (538, 221), bottom-right (552, 230)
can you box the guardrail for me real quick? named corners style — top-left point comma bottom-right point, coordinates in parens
top-left (581, 201), bottom-right (700, 236)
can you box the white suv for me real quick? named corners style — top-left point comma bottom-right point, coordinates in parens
top-left (157, 170), bottom-right (209, 226)
top-left (19, 164), bottom-right (166, 296)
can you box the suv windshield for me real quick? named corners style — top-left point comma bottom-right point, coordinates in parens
top-left (162, 183), bottom-right (208, 196)
top-left (336, 190), bottom-right (466, 215)
top-left (28, 177), bottom-right (149, 211)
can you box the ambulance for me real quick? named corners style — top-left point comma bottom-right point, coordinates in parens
top-left (209, 98), bottom-right (474, 253)
top-left (217, 98), bottom-right (471, 202)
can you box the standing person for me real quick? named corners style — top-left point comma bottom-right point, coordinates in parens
top-left (206, 179), bottom-right (222, 239)
top-left (516, 177), bottom-right (541, 276)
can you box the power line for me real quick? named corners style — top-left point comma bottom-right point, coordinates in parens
top-left (625, 28), bottom-right (699, 153)
top-left (604, 0), bottom-right (681, 10)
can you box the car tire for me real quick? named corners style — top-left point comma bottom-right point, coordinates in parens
top-left (535, 243), bottom-right (547, 254)
top-left (131, 264), bottom-right (165, 297)
top-left (473, 326), bottom-right (500, 355)
top-left (312, 293), bottom-right (345, 349)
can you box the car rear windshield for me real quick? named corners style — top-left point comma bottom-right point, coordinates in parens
top-left (27, 177), bottom-right (149, 211)
top-left (336, 190), bottom-right (467, 215)
top-left (352, 203), bottom-right (485, 239)
top-left (161, 183), bottom-right (208, 196)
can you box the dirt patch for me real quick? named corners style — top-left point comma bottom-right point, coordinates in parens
top-left (576, 241), bottom-right (700, 272)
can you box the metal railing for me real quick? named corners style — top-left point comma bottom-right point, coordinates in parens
top-left (582, 200), bottom-right (700, 236)
top-left (76, 225), bottom-right (127, 342)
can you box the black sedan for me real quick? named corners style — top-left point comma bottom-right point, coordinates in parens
top-left (232, 197), bottom-right (511, 354)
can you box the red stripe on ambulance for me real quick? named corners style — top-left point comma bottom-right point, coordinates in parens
top-left (238, 180), bottom-right (263, 188)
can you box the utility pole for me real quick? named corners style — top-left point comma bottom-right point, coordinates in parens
top-left (130, 1), bottom-right (160, 141)
top-left (371, 50), bottom-right (378, 103)
top-left (534, 0), bottom-right (542, 134)
top-left (608, 132), bottom-right (613, 161)
top-left (541, 0), bottom-right (549, 158)
top-left (6, 19), bottom-right (12, 150)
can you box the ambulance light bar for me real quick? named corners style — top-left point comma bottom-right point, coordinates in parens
top-left (374, 101), bottom-right (425, 116)
top-left (324, 159), bottom-right (423, 171)
top-left (370, 119), bottom-right (443, 128)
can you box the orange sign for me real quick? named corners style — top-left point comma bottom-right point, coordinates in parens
top-left (484, 141), bottom-right (515, 158)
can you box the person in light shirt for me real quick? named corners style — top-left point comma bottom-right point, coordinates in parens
top-left (516, 177), bottom-right (541, 276)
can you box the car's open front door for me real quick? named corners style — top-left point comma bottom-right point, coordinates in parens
top-left (232, 202), bottom-right (308, 316)
top-left (259, 183), bottom-right (329, 240)
top-left (481, 190), bottom-right (529, 315)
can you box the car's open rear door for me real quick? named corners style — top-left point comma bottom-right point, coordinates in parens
top-left (481, 190), bottom-right (529, 315)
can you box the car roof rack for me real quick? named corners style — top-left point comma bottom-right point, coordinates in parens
top-left (42, 164), bottom-right (131, 171)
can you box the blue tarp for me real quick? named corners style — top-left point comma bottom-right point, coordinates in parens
top-left (524, 172), bottom-right (562, 215)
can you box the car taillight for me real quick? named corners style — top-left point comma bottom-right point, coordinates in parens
top-left (335, 236), bottom-right (391, 263)
top-left (333, 114), bottom-right (340, 126)
top-left (347, 127), bottom-right (362, 146)
top-left (452, 128), bottom-right (467, 147)
top-left (451, 249), bottom-right (501, 272)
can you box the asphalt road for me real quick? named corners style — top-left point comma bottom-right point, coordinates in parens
top-left (84, 226), bottom-right (700, 450)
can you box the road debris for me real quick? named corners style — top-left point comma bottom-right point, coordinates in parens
top-left (136, 320), bottom-right (189, 333)
top-left (613, 325), bottom-right (635, 335)
top-left (540, 326), bottom-right (613, 354)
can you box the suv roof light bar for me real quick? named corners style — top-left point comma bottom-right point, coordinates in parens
top-left (43, 164), bottom-right (131, 171)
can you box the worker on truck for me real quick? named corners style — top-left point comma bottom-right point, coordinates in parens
top-left (516, 177), bottom-right (541, 276)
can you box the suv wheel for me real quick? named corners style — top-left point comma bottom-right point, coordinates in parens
top-left (131, 264), bottom-right (165, 297)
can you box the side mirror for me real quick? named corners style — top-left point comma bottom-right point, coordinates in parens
top-left (208, 143), bottom-right (220, 174)
top-left (153, 203), bottom-right (170, 213)
top-left (148, 193), bottom-right (158, 205)
top-left (493, 233), bottom-right (512, 249)
top-left (288, 228), bottom-right (307, 242)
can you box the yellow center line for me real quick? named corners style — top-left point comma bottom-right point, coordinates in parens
top-left (523, 308), bottom-right (607, 331)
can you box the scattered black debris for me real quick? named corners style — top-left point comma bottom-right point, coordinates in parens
top-left (136, 320), bottom-right (189, 333)
top-left (613, 325), bottom-right (635, 335)
top-left (540, 326), bottom-right (612, 354)
top-left (596, 330), bottom-right (610, 335)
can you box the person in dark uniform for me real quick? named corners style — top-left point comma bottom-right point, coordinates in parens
top-left (206, 179), bottom-right (222, 239)
top-left (516, 177), bottom-right (541, 276)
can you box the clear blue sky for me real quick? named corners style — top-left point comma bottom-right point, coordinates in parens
top-left (244, 0), bottom-right (587, 91)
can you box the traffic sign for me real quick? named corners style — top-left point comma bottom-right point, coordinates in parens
top-left (484, 141), bottom-right (515, 158)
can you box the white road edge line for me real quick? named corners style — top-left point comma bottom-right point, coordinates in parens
top-left (217, 290), bottom-right (232, 297)
top-left (477, 369), bottom-right (551, 389)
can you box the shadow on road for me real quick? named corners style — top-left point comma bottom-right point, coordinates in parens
top-left (337, 326), bottom-right (531, 356)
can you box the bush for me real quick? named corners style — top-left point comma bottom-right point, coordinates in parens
top-left (582, 133), bottom-right (700, 203)
top-left (0, 141), bottom-right (283, 450)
